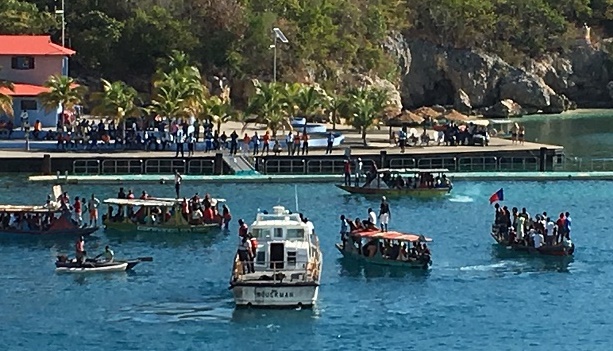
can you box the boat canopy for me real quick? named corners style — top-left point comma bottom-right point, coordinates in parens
top-left (351, 229), bottom-right (432, 243)
top-left (0, 205), bottom-right (59, 213)
top-left (149, 197), bottom-right (226, 204)
top-left (102, 198), bottom-right (176, 207)
top-left (377, 168), bottom-right (450, 174)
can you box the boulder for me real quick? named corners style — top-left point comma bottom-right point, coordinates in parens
top-left (607, 81), bottom-right (613, 100)
top-left (499, 73), bottom-right (554, 109)
top-left (355, 74), bottom-right (403, 116)
top-left (431, 104), bottom-right (446, 113)
top-left (454, 89), bottom-right (472, 114)
top-left (482, 99), bottom-right (524, 118)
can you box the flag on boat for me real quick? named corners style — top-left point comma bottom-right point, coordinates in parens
top-left (489, 188), bottom-right (504, 204)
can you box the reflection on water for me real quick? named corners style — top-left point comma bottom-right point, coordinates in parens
top-left (337, 257), bottom-right (431, 280)
top-left (231, 306), bottom-right (320, 324)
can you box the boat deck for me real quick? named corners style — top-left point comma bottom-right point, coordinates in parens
top-left (236, 270), bottom-right (313, 284)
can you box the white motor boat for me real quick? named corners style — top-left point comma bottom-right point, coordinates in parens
top-left (229, 205), bottom-right (322, 308)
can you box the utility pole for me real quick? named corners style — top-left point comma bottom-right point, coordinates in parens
top-left (55, 0), bottom-right (65, 47)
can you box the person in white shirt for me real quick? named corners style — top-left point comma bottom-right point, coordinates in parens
top-left (532, 230), bottom-right (544, 248)
top-left (354, 158), bottom-right (363, 186)
top-left (545, 218), bottom-right (555, 245)
top-left (516, 216), bottom-right (526, 243)
top-left (175, 128), bottom-right (185, 158)
top-left (367, 208), bottom-right (377, 226)
top-left (286, 132), bottom-right (293, 155)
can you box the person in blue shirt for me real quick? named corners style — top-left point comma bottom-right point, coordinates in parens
top-left (252, 132), bottom-right (260, 155)
top-left (326, 132), bottom-right (335, 154)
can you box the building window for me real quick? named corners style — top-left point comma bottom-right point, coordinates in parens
top-left (20, 100), bottom-right (37, 110)
top-left (11, 56), bottom-right (35, 70)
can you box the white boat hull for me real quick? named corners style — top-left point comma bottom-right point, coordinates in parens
top-left (55, 262), bottom-right (129, 273)
top-left (232, 284), bottom-right (319, 307)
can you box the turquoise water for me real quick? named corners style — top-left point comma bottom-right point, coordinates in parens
top-left (0, 180), bottom-right (608, 350)
top-left (521, 109), bottom-right (613, 158)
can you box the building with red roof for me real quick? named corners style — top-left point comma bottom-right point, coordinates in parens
top-left (0, 35), bottom-right (76, 127)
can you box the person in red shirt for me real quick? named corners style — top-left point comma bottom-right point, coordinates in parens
top-left (293, 133), bottom-right (301, 156)
top-left (262, 131), bottom-right (270, 155)
top-left (556, 213), bottom-right (566, 243)
top-left (73, 197), bottom-right (82, 226)
top-left (343, 160), bottom-right (351, 186)
top-left (301, 131), bottom-right (309, 155)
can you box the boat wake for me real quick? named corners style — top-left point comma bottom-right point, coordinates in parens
top-left (112, 300), bottom-right (233, 324)
top-left (447, 195), bottom-right (474, 203)
top-left (459, 262), bottom-right (510, 272)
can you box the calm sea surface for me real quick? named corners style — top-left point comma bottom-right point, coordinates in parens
top-left (520, 109), bottom-right (613, 158)
top-left (0, 179), bottom-right (610, 350)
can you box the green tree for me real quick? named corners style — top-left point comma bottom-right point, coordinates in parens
top-left (324, 90), bottom-right (345, 131)
top-left (345, 86), bottom-right (390, 146)
top-left (244, 81), bottom-right (291, 137)
top-left (0, 0), bottom-right (57, 34)
top-left (292, 85), bottom-right (324, 121)
top-left (69, 11), bottom-right (124, 73)
top-left (207, 96), bottom-right (233, 132)
top-left (90, 79), bottom-right (140, 141)
top-left (38, 75), bottom-right (86, 129)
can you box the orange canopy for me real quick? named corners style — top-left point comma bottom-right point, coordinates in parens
top-left (350, 229), bottom-right (432, 242)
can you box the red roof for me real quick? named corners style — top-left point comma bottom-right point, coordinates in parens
top-left (350, 229), bottom-right (432, 242)
top-left (0, 36), bottom-right (75, 56)
top-left (0, 83), bottom-right (50, 96)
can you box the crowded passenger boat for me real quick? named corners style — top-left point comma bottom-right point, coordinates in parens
top-left (103, 190), bottom-right (226, 233)
top-left (0, 185), bottom-right (99, 238)
top-left (490, 204), bottom-right (575, 256)
top-left (336, 167), bottom-right (452, 197)
top-left (335, 214), bottom-right (433, 269)
top-left (229, 205), bottom-right (322, 308)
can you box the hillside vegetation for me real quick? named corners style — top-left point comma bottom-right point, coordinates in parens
top-left (2, 0), bottom-right (613, 87)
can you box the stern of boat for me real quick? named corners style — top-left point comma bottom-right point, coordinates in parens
top-left (231, 283), bottom-right (319, 308)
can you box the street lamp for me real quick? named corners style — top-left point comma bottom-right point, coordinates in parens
top-left (272, 27), bottom-right (288, 82)
top-left (55, 0), bottom-right (65, 47)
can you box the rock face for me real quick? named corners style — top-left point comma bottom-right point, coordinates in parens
top-left (399, 38), bottom-right (613, 114)
top-left (482, 99), bottom-right (524, 118)
top-left (354, 74), bottom-right (403, 115)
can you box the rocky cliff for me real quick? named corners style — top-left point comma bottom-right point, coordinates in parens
top-left (394, 38), bottom-right (613, 117)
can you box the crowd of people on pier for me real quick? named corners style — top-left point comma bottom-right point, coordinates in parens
top-left (492, 204), bottom-right (573, 249)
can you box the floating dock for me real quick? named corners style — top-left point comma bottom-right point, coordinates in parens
top-left (28, 171), bottom-right (613, 184)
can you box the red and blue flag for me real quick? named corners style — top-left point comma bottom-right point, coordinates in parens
top-left (489, 188), bottom-right (504, 204)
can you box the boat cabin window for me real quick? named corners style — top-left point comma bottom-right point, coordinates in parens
top-left (252, 228), bottom-right (265, 238)
top-left (286, 228), bottom-right (305, 239)
top-left (256, 251), bottom-right (266, 264)
top-left (274, 228), bottom-right (283, 238)
top-left (287, 251), bottom-right (297, 265)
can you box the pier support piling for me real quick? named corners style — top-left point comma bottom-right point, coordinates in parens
top-left (42, 154), bottom-right (51, 175)
top-left (539, 147), bottom-right (547, 172)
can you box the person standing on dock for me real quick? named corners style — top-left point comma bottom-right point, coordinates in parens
top-left (174, 170), bottom-right (183, 199)
top-left (252, 132), bottom-right (260, 156)
top-left (262, 131), bottom-right (270, 155)
top-left (175, 127), bottom-right (185, 158)
top-left (187, 133), bottom-right (195, 157)
top-left (326, 132), bottom-right (334, 154)
top-left (379, 196), bottom-right (391, 232)
top-left (286, 131), bottom-right (293, 155)
top-left (229, 131), bottom-right (239, 155)
top-left (301, 130), bottom-right (309, 155)
top-left (293, 132), bottom-right (301, 156)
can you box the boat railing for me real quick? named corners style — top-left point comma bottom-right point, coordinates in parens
top-left (263, 158), bottom-right (307, 174)
top-left (101, 159), bottom-right (143, 174)
top-left (232, 257), bottom-right (318, 283)
top-left (144, 159), bottom-right (186, 174)
top-left (72, 159), bottom-right (100, 175)
top-left (306, 159), bottom-right (346, 174)
top-left (187, 159), bottom-right (215, 175)
top-left (554, 156), bottom-right (613, 172)
top-left (389, 158), bottom-right (416, 169)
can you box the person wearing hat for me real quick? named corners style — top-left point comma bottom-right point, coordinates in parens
top-left (379, 196), bottom-right (391, 232)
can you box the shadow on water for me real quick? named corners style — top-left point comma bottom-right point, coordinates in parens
top-left (490, 245), bottom-right (574, 273)
top-left (337, 257), bottom-right (431, 280)
top-left (105, 228), bottom-right (227, 248)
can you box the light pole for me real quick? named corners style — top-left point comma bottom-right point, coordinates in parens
top-left (55, 0), bottom-right (65, 47)
top-left (272, 27), bottom-right (288, 82)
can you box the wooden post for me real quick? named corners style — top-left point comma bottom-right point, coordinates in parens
top-left (42, 154), bottom-right (51, 175)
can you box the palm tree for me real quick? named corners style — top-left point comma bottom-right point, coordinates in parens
top-left (207, 96), bottom-right (233, 132)
top-left (345, 87), bottom-right (390, 146)
top-left (91, 79), bottom-right (140, 141)
top-left (324, 90), bottom-right (345, 131)
top-left (0, 68), bottom-right (14, 118)
top-left (243, 81), bottom-right (291, 137)
top-left (150, 85), bottom-right (188, 121)
top-left (38, 75), bottom-right (86, 129)
top-left (293, 85), bottom-right (324, 121)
